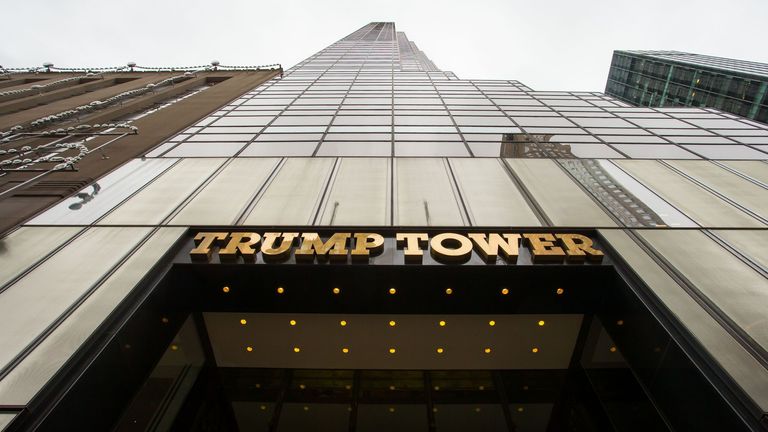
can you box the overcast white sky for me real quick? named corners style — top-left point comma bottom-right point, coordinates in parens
top-left (2, 0), bottom-right (767, 92)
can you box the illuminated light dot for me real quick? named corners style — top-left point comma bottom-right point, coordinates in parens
top-left (246, 346), bottom-right (253, 352)
top-left (475, 407), bottom-right (481, 413)
top-left (303, 406), bottom-right (309, 411)
top-left (389, 385), bottom-right (396, 390)
top-left (484, 348), bottom-right (492, 354)
top-left (517, 407), bottom-right (524, 413)
top-left (332, 287), bottom-right (340, 294)
top-left (255, 383), bottom-right (261, 388)
top-left (260, 405), bottom-right (266, 411)
top-left (389, 288), bottom-right (396, 295)
top-left (299, 384), bottom-right (306, 390)
top-left (501, 288), bottom-right (509, 295)
top-left (170, 345), bottom-right (178, 351)
top-left (445, 288), bottom-right (453, 295)
top-left (388, 407), bottom-right (395, 413)
top-left (433, 408), bottom-right (438, 413)
top-left (289, 320), bottom-right (297, 326)
top-left (436, 347), bottom-right (444, 354)
top-left (293, 347), bottom-right (301, 353)
top-left (389, 348), bottom-right (396, 354)
top-left (161, 317), bottom-right (169, 324)
top-left (609, 346), bottom-right (617, 353)
top-left (340, 320), bottom-right (347, 327)
top-left (348, 407), bottom-right (352, 412)
top-left (439, 320), bottom-right (446, 327)
top-left (389, 320), bottom-right (396, 327)
top-left (489, 320), bottom-right (496, 327)
top-left (531, 347), bottom-right (539, 353)
top-left (277, 287), bottom-right (284, 294)
top-left (617, 320), bottom-right (624, 326)
top-left (342, 347), bottom-right (350, 354)
top-left (522, 385), bottom-right (529, 391)
top-left (538, 320), bottom-right (545, 326)
top-left (556, 288), bottom-right (564, 295)
top-left (479, 386), bottom-right (485, 391)
top-left (434, 386), bottom-right (440, 391)
top-left (240, 319), bottom-right (247, 325)
top-left (345, 385), bottom-right (352, 390)
top-left (222, 286), bottom-right (230, 293)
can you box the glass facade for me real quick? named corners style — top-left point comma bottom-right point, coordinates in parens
top-left (605, 50), bottom-right (768, 124)
top-left (1, 22), bottom-right (768, 432)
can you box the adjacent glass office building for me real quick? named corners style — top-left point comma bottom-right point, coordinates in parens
top-left (605, 50), bottom-right (768, 123)
top-left (1, 23), bottom-right (768, 431)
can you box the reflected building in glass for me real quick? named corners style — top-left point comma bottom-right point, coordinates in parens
top-left (1, 22), bottom-right (768, 432)
top-left (605, 50), bottom-right (768, 124)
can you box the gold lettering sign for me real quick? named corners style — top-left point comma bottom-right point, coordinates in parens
top-left (295, 232), bottom-right (351, 263)
top-left (188, 231), bottom-right (604, 265)
top-left (430, 233), bottom-right (473, 263)
top-left (467, 233), bottom-right (520, 263)
top-left (523, 233), bottom-right (566, 263)
top-left (351, 233), bottom-right (385, 263)
top-left (395, 233), bottom-right (428, 263)
top-left (556, 233), bottom-right (603, 262)
top-left (219, 232), bottom-right (261, 262)
top-left (261, 232), bottom-right (298, 262)
top-left (190, 232), bottom-right (228, 261)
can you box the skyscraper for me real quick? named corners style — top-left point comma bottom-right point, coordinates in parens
top-left (605, 50), bottom-right (768, 123)
top-left (0, 22), bottom-right (767, 431)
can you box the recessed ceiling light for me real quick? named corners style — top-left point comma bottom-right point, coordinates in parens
top-left (537, 320), bottom-right (545, 326)
top-left (389, 288), bottom-right (396, 295)
top-left (289, 319), bottom-right (297, 326)
top-left (439, 320), bottom-right (446, 327)
top-left (240, 319), bottom-right (247, 325)
top-left (340, 320), bottom-right (347, 327)
top-left (277, 287), bottom-right (285, 294)
top-left (501, 288), bottom-right (509, 295)
top-left (332, 287), bottom-right (340, 294)
top-left (445, 288), bottom-right (453, 295)
top-left (222, 286), bottom-right (230, 293)
top-left (389, 320), bottom-right (396, 327)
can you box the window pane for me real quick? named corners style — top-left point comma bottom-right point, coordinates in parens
top-left (0, 227), bottom-right (152, 373)
top-left (318, 158), bottom-right (390, 225)
top-left (615, 160), bottom-right (763, 227)
top-left (0, 228), bottom-right (185, 405)
top-left (0, 227), bottom-right (82, 288)
top-left (99, 158), bottom-right (225, 225)
top-left (395, 158), bottom-right (465, 226)
top-left (665, 160), bottom-right (768, 221)
top-left (244, 158), bottom-right (335, 225)
top-left (171, 158), bottom-right (280, 225)
top-left (28, 159), bottom-right (177, 225)
top-left (450, 158), bottom-right (541, 226)
top-left (505, 159), bottom-right (616, 227)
